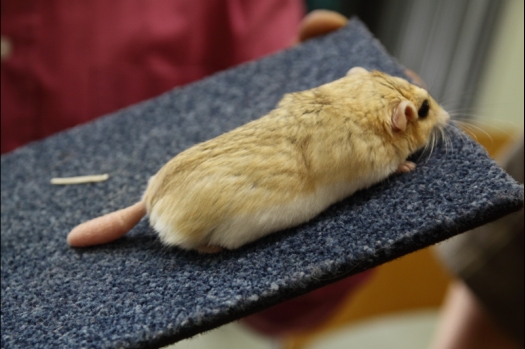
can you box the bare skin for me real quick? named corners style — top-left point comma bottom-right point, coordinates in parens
top-left (296, 9), bottom-right (349, 43)
top-left (67, 201), bottom-right (146, 247)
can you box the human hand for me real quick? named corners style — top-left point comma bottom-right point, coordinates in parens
top-left (296, 10), bottom-right (426, 88)
top-left (296, 9), bottom-right (348, 43)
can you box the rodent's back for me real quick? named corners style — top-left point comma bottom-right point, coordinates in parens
top-left (143, 108), bottom-right (314, 211)
top-left (143, 69), bottom-right (449, 249)
top-left (143, 74), bottom-right (409, 213)
top-left (142, 106), bottom-right (319, 247)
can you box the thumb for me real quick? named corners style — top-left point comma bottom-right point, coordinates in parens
top-left (297, 10), bottom-right (348, 43)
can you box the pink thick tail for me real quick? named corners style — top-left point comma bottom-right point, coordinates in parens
top-left (67, 201), bottom-right (146, 247)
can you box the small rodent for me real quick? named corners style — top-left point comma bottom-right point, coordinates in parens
top-left (67, 67), bottom-right (450, 253)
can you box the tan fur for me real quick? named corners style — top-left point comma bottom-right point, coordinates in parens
top-left (142, 68), bottom-right (449, 251)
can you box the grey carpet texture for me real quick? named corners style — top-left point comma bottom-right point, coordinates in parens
top-left (1, 19), bottom-right (523, 349)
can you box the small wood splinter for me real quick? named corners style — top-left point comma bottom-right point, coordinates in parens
top-left (50, 174), bottom-right (110, 185)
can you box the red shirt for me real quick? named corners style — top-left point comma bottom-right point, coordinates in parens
top-left (1, 0), bottom-right (304, 153)
top-left (2, 2), bottom-right (376, 337)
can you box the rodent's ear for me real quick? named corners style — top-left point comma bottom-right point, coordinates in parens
top-left (392, 100), bottom-right (417, 132)
top-left (346, 67), bottom-right (368, 76)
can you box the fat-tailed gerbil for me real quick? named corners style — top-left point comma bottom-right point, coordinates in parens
top-left (67, 67), bottom-right (450, 253)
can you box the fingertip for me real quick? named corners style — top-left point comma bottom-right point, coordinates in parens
top-left (298, 10), bottom-right (348, 43)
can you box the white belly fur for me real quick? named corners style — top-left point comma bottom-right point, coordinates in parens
top-left (149, 170), bottom-right (392, 250)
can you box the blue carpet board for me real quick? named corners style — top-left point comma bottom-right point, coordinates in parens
top-left (1, 19), bottom-right (523, 349)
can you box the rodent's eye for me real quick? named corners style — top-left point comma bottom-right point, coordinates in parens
top-left (418, 99), bottom-right (430, 118)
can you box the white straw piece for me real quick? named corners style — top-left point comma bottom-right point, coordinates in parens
top-left (50, 174), bottom-right (110, 185)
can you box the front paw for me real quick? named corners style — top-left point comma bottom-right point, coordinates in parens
top-left (396, 161), bottom-right (416, 173)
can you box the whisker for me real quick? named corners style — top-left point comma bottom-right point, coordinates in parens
top-left (447, 108), bottom-right (519, 136)
top-left (437, 93), bottom-right (476, 109)
top-left (416, 137), bottom-right (429, 163)
top-left (454, 118), bottom-right (518, 137)
top-left (445, 123), bottom-right (470, 147)
top-left (452, 120), bottom-right (480, 142)
top-left (440, 127), bottom-right (451, 154)
top-left (431, 131), bottom-right (437, 162)
top-left (454, 120), bottom-right (494, 148)
top-left (423, 131), bottom-right (436, 165)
